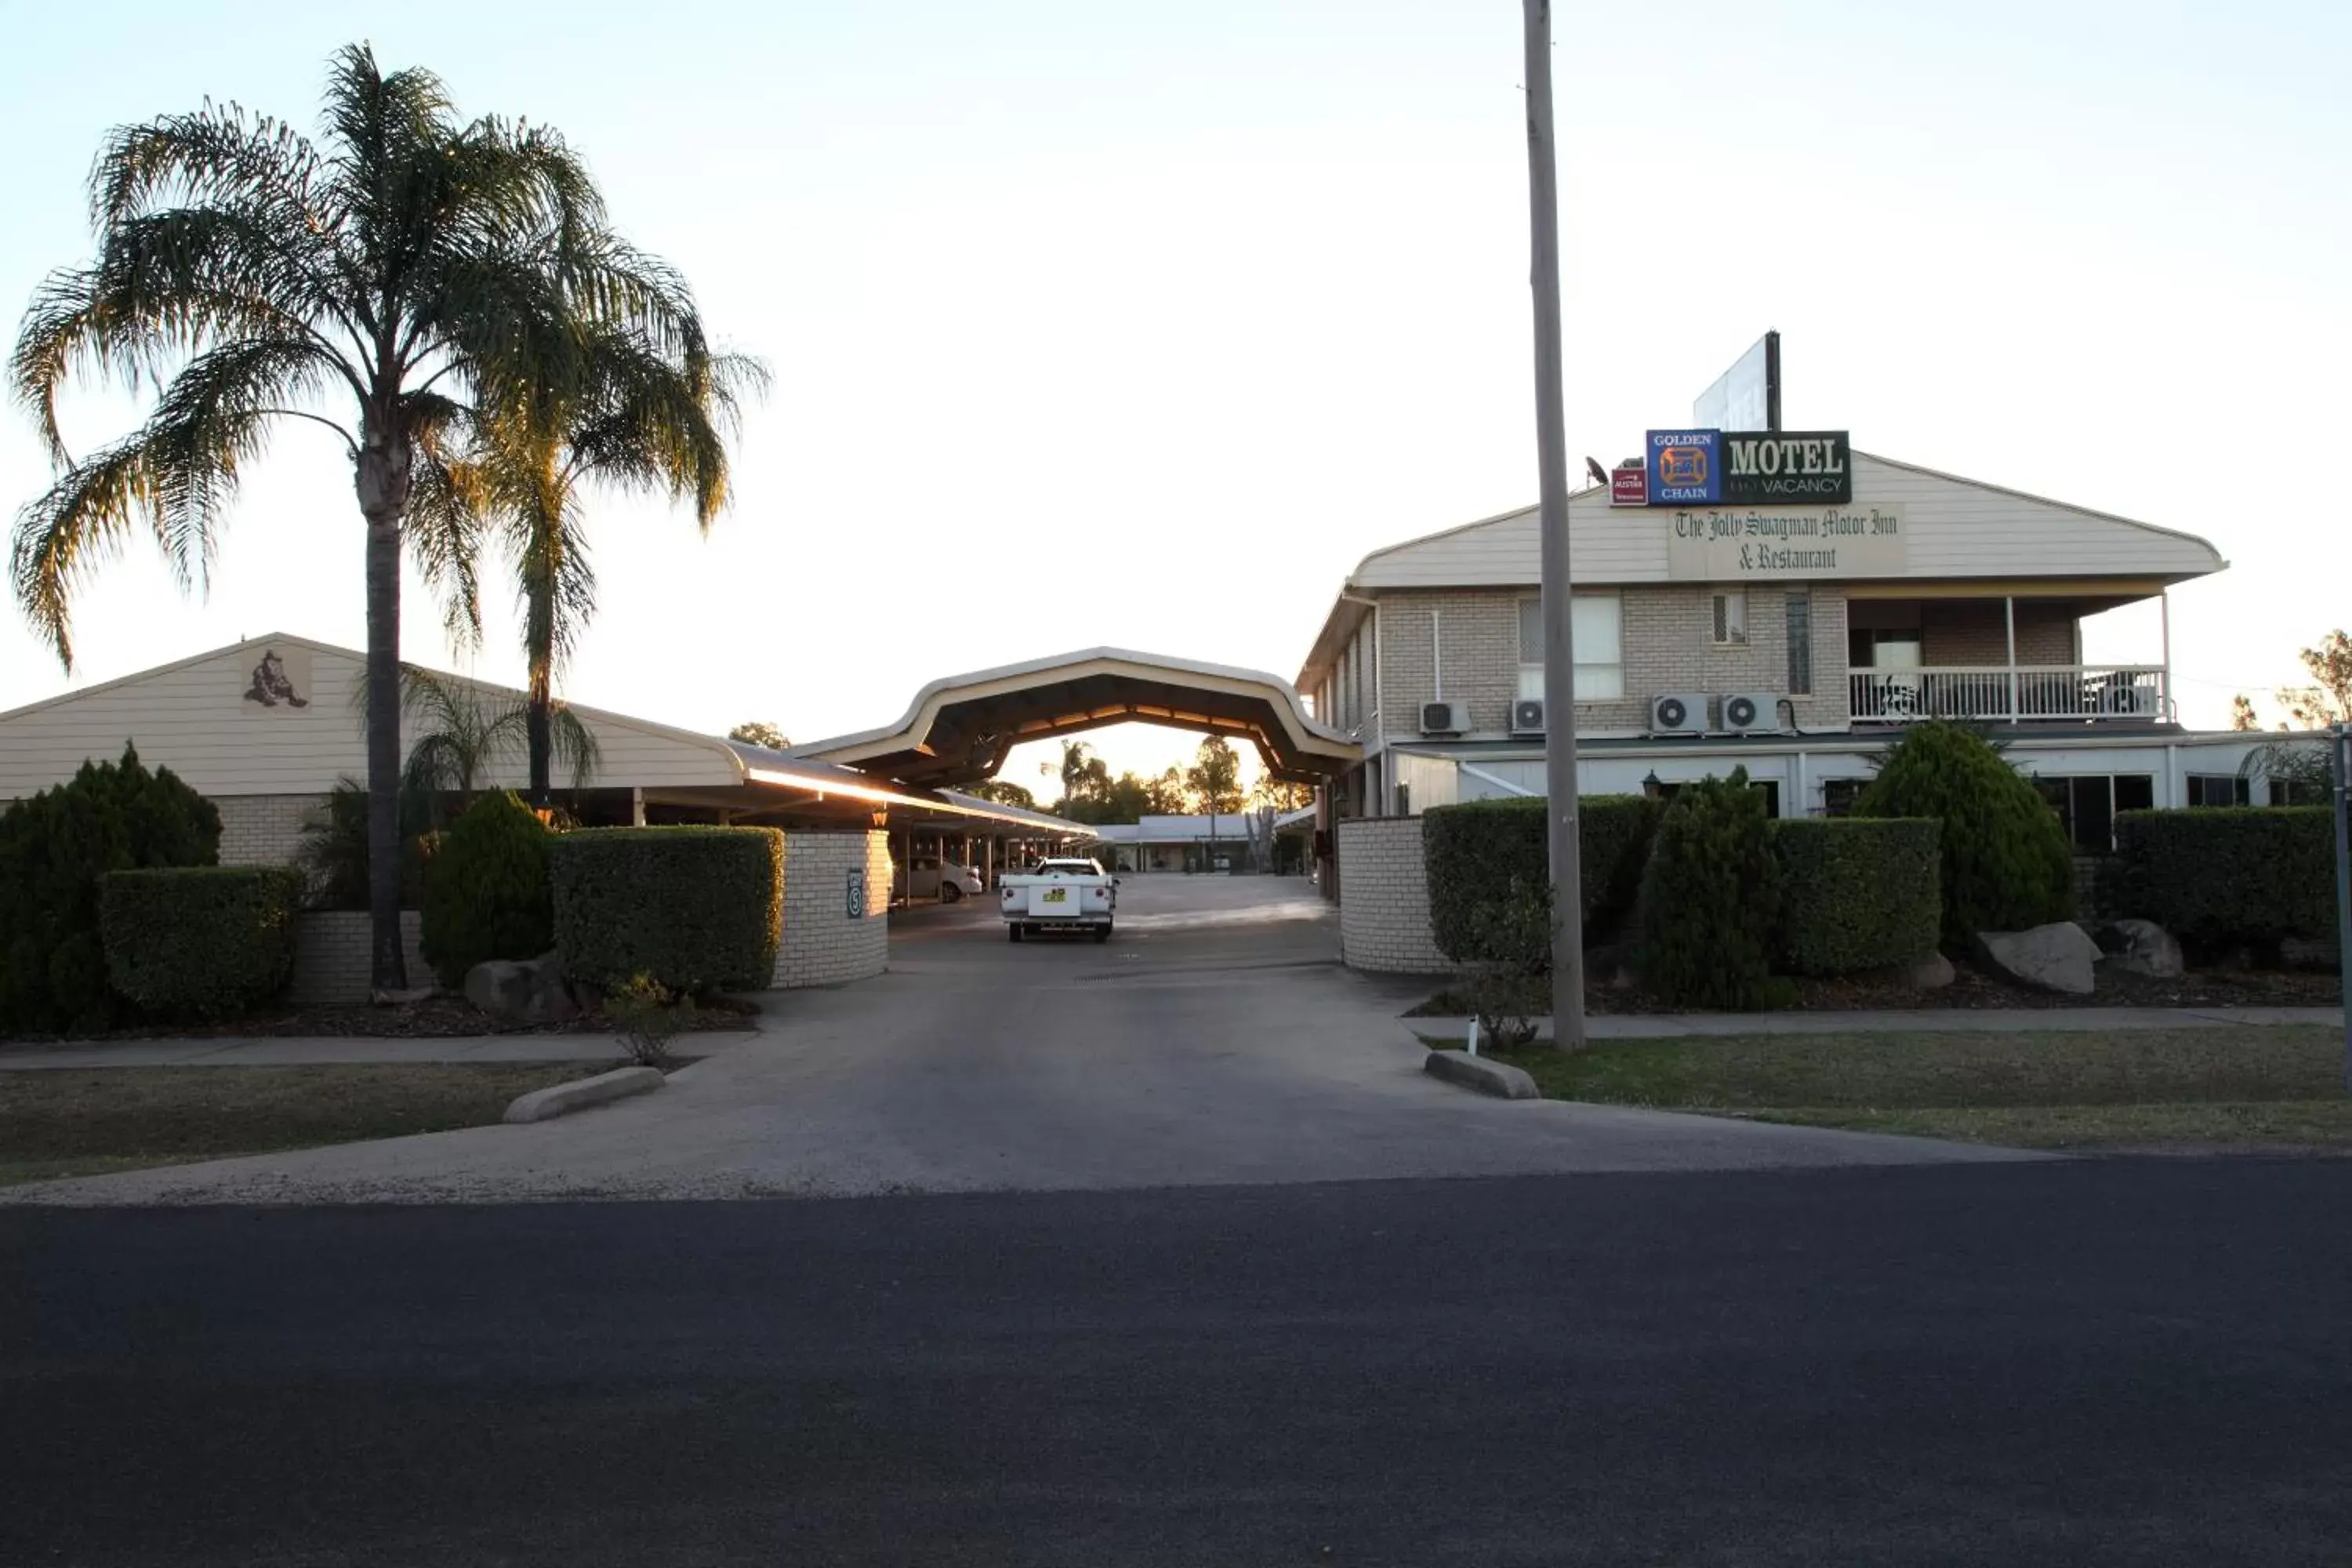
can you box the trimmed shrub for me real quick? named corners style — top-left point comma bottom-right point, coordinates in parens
top-left (420, 791), bottom-right (554, 987)
top-left (0, 744), bottom-right (222, 1035)
top-left (1422, 794), bottom-right (1658, 963)
top-left (2107, 807), bottom-right (2337, 959)
top-left (1769, 818), bottom-right (1943, 975)
top-left (551, 826), bottom-right (783, 994)
top-left (1853, 720), bottom-right (2074, 946)
top-left (1635, 768), bottom-right (1786, 1010)
top-left (101, 866), bottom-right (301, 1019)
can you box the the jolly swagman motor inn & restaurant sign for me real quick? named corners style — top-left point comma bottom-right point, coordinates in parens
top-left (1619, 425), bottom-right (1907, 579)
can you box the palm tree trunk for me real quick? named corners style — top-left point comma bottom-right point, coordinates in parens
top-left (527, 661), bottom-right (554, 808)
top-left (357, 423), bottom-right (411, 996)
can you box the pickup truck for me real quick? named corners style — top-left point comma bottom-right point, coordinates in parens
top-left (997, 857), bottom-right (1118, 942)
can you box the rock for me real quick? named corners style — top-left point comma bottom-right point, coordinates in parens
top-left (1975, 922), bottom-right (2101, 996)
top-left (2095, 919), bottom-right (2184, 979)
top-left (1902, 951), bottom-right (1956, 990)
top-left (463, 952), bottom-right (580, 1025)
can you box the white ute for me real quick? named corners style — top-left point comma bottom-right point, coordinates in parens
top-left (997, 857), bottom-right (1118, 943)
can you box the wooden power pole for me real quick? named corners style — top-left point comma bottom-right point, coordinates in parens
top-left (1522, 0), bottom-right (1588, 1048)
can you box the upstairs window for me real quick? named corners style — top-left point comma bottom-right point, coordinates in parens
top-left (1711, 590), bottom-right (1748, 646)
top-left (1518, 594), bottom-right (1624, 702)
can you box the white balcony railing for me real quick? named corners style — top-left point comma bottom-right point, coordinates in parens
top-left (1847, 666), bottom-right (2168, 725)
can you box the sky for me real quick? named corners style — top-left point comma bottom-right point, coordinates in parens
top-left (2, 0), bottom-right (2347, 794)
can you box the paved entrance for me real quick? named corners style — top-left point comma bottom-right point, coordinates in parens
top-left (7, 877), bottom-right (2028, 1204)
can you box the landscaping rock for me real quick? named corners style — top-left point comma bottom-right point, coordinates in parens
top-left (2095, 919), bottom-right (2184, 979)
top-left (1902, 952), bottom-right (1956, 990)
top-left (463, 952), bottom-right (580, 1025)
top-left (1975, 923), bottom-right (2100, 996)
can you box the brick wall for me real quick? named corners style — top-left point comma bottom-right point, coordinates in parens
top-left (771, 829), bottom-right (891, 989)
top-left (1919, 601), bottom-right (2078, 666)
top-left (1373, 586), bottom-right (1852, 739)
top-left (216, 793), bottom-right (327, 866)
top-left (1336, 817), bottom-right (1449, 974)
top-left (288, 910), bottom-right (428, 1007)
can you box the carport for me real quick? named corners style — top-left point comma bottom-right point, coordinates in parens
top-left (790, 648), bottom-right (1361, 789)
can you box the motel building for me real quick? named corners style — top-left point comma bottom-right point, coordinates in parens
top-left (1293, 438), bottom-right (2288, 959)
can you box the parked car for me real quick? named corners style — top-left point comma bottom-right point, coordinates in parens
top-left (892, 855), bottom-right (987, 904)
top-left (996, 857), bottom-right (1118, 942)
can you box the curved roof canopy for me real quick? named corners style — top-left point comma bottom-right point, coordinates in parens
top-left (793, 648), bottom-right (1361, 789)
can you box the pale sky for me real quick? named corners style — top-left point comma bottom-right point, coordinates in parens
top-left (2, 1), bottom-right (2347, 791)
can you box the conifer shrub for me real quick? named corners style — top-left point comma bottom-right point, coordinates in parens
top-left (419, 790), bottom-right (554, 987)
top-left (1853, 720), bottom-right (2074, 946)
top-left (0, 744), bottom-right (221, 1035)
top-left (1634, 768), bottom-right (1787, 1010)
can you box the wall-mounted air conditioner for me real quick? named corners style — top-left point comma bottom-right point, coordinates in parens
top-left (1509, 699), bottom-right (1546, 735)
top-left (1720, 692), bottom-right (1782, 734)
top-left (1649, 693), bottom-right (1708, 735)
top-left (1419, 700), bottom-right (1469, 736)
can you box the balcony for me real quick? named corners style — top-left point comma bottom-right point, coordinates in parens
top-left (1847, 665), bottom-right (2169, 726)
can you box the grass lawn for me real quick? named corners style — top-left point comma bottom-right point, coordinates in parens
top-left (0, 1063), bottom-right (590, 1188)
top-left (1439, 1027), bottom-right (2352, 1150)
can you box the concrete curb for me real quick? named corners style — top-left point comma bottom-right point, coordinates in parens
top-left (1423, 1049), bottom-right (1540, 1100)
top-left (503, 1065), bottom-right (665, 1124)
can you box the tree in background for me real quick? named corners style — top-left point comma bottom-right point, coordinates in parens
top-left (2275, 629), bottom-right (2351, 729)
top-left (1145, 768), bottom-right (1189, 816)
top-left (2230, 693), bottom-right (2259, 731)
top-left (12, 45), bottom-right (698, 993)
top-left (961, 779), bottom-right (1036, 809)
top-left (1251, 775), bottom-right (1316, 813)
top-left (397, 666), bottom-right (597, 824)
top-left (1185, 736), bottom-right (1244, 815)
top-left (728, 721), bottom-right (789, 750)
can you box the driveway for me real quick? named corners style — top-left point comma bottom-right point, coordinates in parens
top-left (6, 875), bottom-right (2030, 1203)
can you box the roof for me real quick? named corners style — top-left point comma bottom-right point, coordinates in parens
top-left (793, 647), bottom-right (1360, 788)
top-left (1297, 451), bottom-right (2229, 685)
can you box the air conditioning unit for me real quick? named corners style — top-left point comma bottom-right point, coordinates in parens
top-left (1509, 699), bottom-right (1546, 735)
top-left (1650, 693), bottom-right (1709, 735)
top-left (1419, 700), bottom-right (1469, 736)
top-left (1720, 692), bottom-right (1782, 734)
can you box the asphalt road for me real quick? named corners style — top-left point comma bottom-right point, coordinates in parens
top-left (7, 1159), bottom-right (2351, 1566)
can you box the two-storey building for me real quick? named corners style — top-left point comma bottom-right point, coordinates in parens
top-left (1297, 450), bottom-right (2270, 873)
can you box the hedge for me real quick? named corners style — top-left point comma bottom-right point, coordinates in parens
top-left (1421, 794), bottom-right (1657, 964)
top-left (2107, 807), bottom-right (2338, 956)
top-left (421, 791), bottom-right (554, 986)
top-left (1769, 818), bottom-right (1942, 975)
top-left (550, 826), bottom-right (783, 993)
top-left (0, 744), bottom-right (221, 1035)
top-left (100, 866), bottom-right (300, 1020)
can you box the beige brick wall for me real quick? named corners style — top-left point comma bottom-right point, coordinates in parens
top-left (1373, 586), bottom-right (1852, 739)
top-left (1917, 600), bottom-right (2079, 666)
top-left (216, 793), bottom-right (328, 867)
top-left (1336, 817), bottom-right (1448, 974)
top-left (288, 911), bottom-right (428, 1007)
top-left (771, 830), bottom-right (891, 989)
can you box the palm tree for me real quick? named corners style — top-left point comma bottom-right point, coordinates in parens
top-left (463, 323), bottom-right (763, 804)
top-left (11, 45), bottom-right (696, 992)
top-left (395, 665), bottom-right (597, 818)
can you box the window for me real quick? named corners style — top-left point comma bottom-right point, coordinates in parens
top-left (1518, 595), bottom-right (1624, 702)
top-left (1785, 593), bottom-right (1813, 695)
top-left (2031, 775), bottom-right (2155, 853)
top-left (2187, 773), bottom-right (2251, 808)
top-left (1711, 590), bottom-right (1748, 646)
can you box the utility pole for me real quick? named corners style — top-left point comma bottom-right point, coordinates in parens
top-left (1523, 0), bottom-right (1587, 1048)
top-left (2332, 722), bottom-right (2351, 1092)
